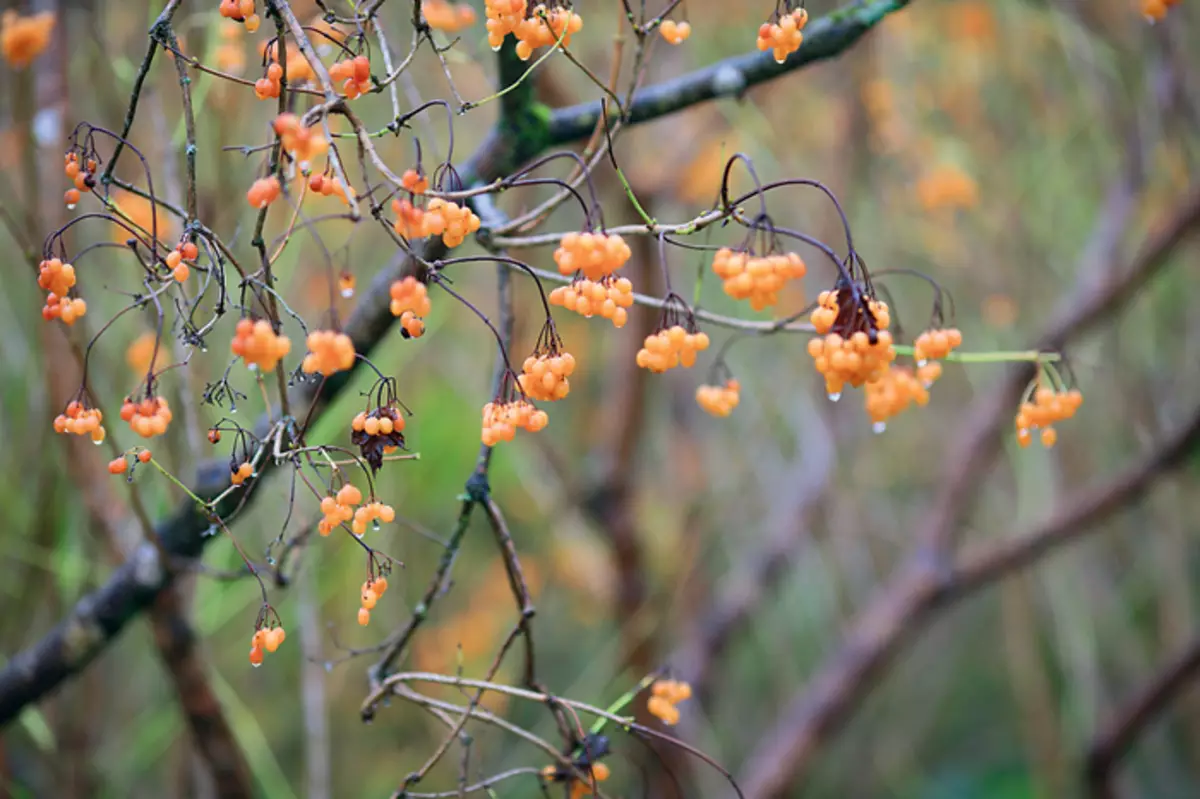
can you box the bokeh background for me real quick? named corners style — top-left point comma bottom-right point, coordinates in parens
top-left (2, 0), bottom-right (1200, 797)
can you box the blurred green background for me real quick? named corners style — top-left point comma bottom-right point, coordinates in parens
top-left (2, 0), bottom-right (1199, 797)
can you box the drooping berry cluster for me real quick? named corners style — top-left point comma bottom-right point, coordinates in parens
top-left (254, 62), bottom-right (283, 99)
top-left (422, 0), bottom-right (477, 32)
top-left (481, 399), bottom-right (548, 446)
top-left (319, 484), bottom-right (362, 536)
top-left (518, 330), bottom-right (576, 402)
top-left (548, 277), bottom-right (634, 328)
top-left (308, 173), bottom-right (354, 205)
top-left (248, 624), bottom-right (285, 667)
top-left (695, 378), bottom-right (740, 417)
top-left (231, 318), bottom-right (292, 372)
top-left (636, 325), bottom-right (711, 373)
top-left (389, 276), bottom-right (432, 339)
top-left (913, 327), bottom-right (964, 363)
top-left (808, 289), bottom-right (896, 399)
top-left (54, 400), bottom-right (105, 443)
top-left (401, 168), bottom-right (429, 194)
top-left (351, 406), bottom-right (407, 471)
top-left (711, 247), bottom-right (807, 311)
top-left (259, 39), bottom-right (315, 84)
top-left (485, 0), bottom-right (526, 49)
top-left (302, 330), bottom-right (356, 376)
top-left (647, 678), bottom-right (692, 725)
top-left (864, 367), bottom-right (931, 432)
top-left (512, 4), bottom-right (584, 60)
top-left (391, 198), bottom-right (425, 239)
top-left (120, 395), bottom-right (173, 438)
top-left (1, 10), bottom-right (55, 69)
top-left (63, 152), bottom-right (95, 208)
top-left (1015, 386), bottom-right (1083, 449)
top-left (358, 576), bottom-right (389, 626)
top-left (108, 451), bottom-right (151, 475)
top-left (38, 258), bottom-right (87, 324)
top-left (328, 55), bottom-right (372, 99)
top-left (164, 240), bottom-right (198, 283)
top-left (246, 176), bottom-right (281, 208)
top-left (273, 114), bottom-right (329, 171)
top-left (424, 198), bottom-right (481, 248)
top-left (757, 7), bottom-right (808, 64)
top-left (230, 461), bottom-right (254, 485)
top-left (218, 0), bottom-right (261, 32)
top-left (351, 501), bottom-right (396, 536)
top-left (659, 19), bottom-right (692, 44)
top-left (553, 231), bottom-right (632, 281)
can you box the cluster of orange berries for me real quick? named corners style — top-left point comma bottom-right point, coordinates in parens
top-left (351, 409), bottom-right (406, 438)
top-left (231, 318), bottom-right (292, 372)
top-left (518, 351), bottom-right (576, 402)
top-left (63, 152), bottom-right (95, 209)
top-left (863, 365), bottom-right (942, 432)
top-left (357, 577), bottom-right (389, 626)
top-left (246, 176), bottom-right (281, 208)
top-left (389, 276), bottom-right (432, 338)
top-left (308, 173), bottom-right (354, 205)
top-left (512, 4), bottom-right (584, 60)
top-left (485, 0), bottom-right (525, 48)
top-left (1015, 386), bottom-right (1083, 449)
top-left (165, 241), bottom-right (198, 283)
top-left (548, 277), bottom-right (634, 328)
top-left (554, 231), bottom-right (631, 281)
top-left (391, 198), bottom-right (426, 239)
top-left (38, 258), bottom-right (87, 324)
top-left (273, 114), bottom-right (328, 170)
top-left (647, 679), bottom-right (692, 726)
top-left (401, 168), bottom-right (429, 194)
top-left (248, 625), bottom-right (285, 667)
top-left (636, 326), bottom-right (711, 373)
top-left (54, 401), bottom-right (105, 443)
top-left (422, 0), bottom-right (477, 32)
top-left (260, 39), bottom-right (315, 84)
top-left (481, 399), bottom-right (548, 446)
top-left (230, 461), bottom-right (254, 485)
top-left (120, 395), bottom-right (173, 438)
top-left (757, 7), bottom-right (808, 64)
top-left (808, 291), bottom-right (896, 399)
top-left (1, 10), bottom-right (54, 69)
top-left (695, 378), bottom-right (740, 417)
top-left (329, 55), bottom-right (372, 99)
top-left (542, 762), bottom-right (610, 799)
top-left (711, 248), bottom-right (807, 311)
top-left (1141, 0), bottom-right (1182, 21)
top-left (107, 449), bottom-right (153, 475)
top-left (318, 484), bottom-right (362, 536)
top-left (218, 0), bottom-right (261, 32)
top-left (302, 330), bottom-right (356, 376)
top-left (425, 198), bottom-right (481, 248)
top-left (254, 62), bottom-right (284, 99)
top-left (351, 501), bottom-right (396, 536)
top-left (659, 19), bottom-right (692, 44)
top-left (913, 327), bottom-right (963, 363)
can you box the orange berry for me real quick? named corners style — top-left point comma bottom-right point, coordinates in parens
top-left (107, 457), bottom-right (127, 475)
top-left (138, 449), bottom-right (152, 463)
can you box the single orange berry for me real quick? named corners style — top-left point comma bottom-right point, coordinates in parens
top-left (138, 449), bottom-right (152, 463)
top-left (107, 457), bottom-right (128, 475)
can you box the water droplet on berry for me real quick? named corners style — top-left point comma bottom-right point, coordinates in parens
top-left (67, 203), bottom-right (76, 210)
top-left (201, 346), bottom-right (208, 353)
top-left (341, 288), bottom-right (354, 298)
top-left (916, 358), bottom-right (927, 368)
top-left (251, 660), bottom-right (262, 668)
top-left (93, 437), bottom-right (103, 446)
top-left (248, 363), bottom-right (259, 372)
top-left (873, 421), bottom-right (887, 434)
top-left (373, 520), bottom-right (381, 531)
top-left (827, 392), bottom-right (841, 402)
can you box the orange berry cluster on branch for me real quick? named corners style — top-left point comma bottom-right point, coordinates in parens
top-left (248, 625), bottom-right (285, 667)
top-left (352, 501), bottom-right (395, 536)
top-left (659, 19), bottom-right (691, 44)
top-left (63, 152), bottom-right (96, 208)
top-left (391, 198), bottom-right (425, 239)
top-left (164, 240), bottom-right (197, 283)
top-left (218, 0), bottom-right (261, 32)
top-left (548, 276), bottom-right (633, 328)
top-left (424, 198), bottom-right (481, 248)
top-left (808, 289), bottom-right (896, 399)
top-left (512, 4), bottom-right (584, 60)
top-left (329, 55), bottom-right (371, 99)
top-left (711, 247), bottom-right (806, 311)
top-left (318, 484), bottom-right (362, 536)
top-left (351, 407), bottom-right (407, 470)
top-left (231, 318), bottom-right (292, 372)
top-left (38, 258), bottom-right (87, 324)
top-left (696, 378), bottom-right (740, 417)
top-left (422, 0), bottom-right (476, 32)
top-left (358, 576), bottom-right (389, 625)
top-left (757, 7), bottom-right (807, 63)
top-left (864, 366), bottom-right (934, 432)
top-left (1016, 386), bottom-right (1082, 449)
top-left (481, 399), bottom-right (548, 446)
top-left (259, 40), bottom-right (315, 84)
top-left (54, 401), bottom-right (105, 443)
top-left (230, 462), bottom-right (254, 485)
top-left (308, 173), bottom-right (355, 205)
top-left (519, 351), bottom-right (576, 401)
top-left (636, 326), bottom-right (710, 373)
top-left (1, 10), bottom-right (54, 68)
top-left (485, 0), bottom-right (526, 48)
top-left (254, 62), bottom-right (283, 99)
top-left (273, 114), bottom-right (329, 171)
top-left (554, 231), bottom-right (631, 281)
top-left (647, 678), bottom-right (692, 726)
top-left (302, 330), bottom-right (356, 376)
top-left (246, 176), bottom-right (281, 208)
top-left (401, 168), bottom-right (429, 194)
top-left (913, 327), bottom-right (963, 363)
top-left (389, 276), bottom-right (432, 338)
top-left (120, 395), bottom-right (173, 438)
top-left (542, 762), bottom-right (610, 799)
